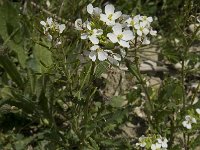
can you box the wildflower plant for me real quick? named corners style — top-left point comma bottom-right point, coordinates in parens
top-left (75, 3), bottom-right (157, 65)
top-left (40, 17), bottom-right (65, 45)
top-left (0, 0), bottom-right (199, 150)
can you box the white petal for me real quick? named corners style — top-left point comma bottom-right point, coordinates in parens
top-left (196, 108), bottom-right (200, 114)
top-left (182, 121), bottom-right (187, 127)
top-left (90, 45), bottom-right (99, 51)
top-left (162, 142), bottom-right (168, 148)
top-left (82, 20), bottom-right (90, 29)
top-left (150, 29), bottom-right (157, 36)
top-left (157, 139), bottom-right (162, 144)
top-left (120, 49), bottom-right (126, 58)
top-left (98, 51), bottom-right (108, 61)
top-left (56, 41), bottom-right (62, 45)
top-left (87, 4), bottom-right (93, 14)
top-left (147, 17), bottom-right (153, 22)
top-left (151, 144), bottom-right (156, 150)
top-left (112, 23), bottom-right (122, 35)
top-left (87, 23), bottom-right (92, 30)
top-left (134, 23), bottom-right (140, 30)
top-left (58, 24), bottom-right (66, 33)
top-left (133, 15), bottom-right (140, 23)
top-left (106, 20), bottom-right (115, 26)
top-left (100, 14), bottom-right (108, 22)
top-left (192, 118), bottom-right (197, 123)
top-left (197, 16), bottom-right (200, 23)
top-left (105, 4), bottom-right (115, 15)
top-left (187, 123), bottom-right (192, 129)
top-left (122, 30), bottom-right (134, 41)
top-left (81, 33), bottom-right (88, 39)
top-left (47, 17), bottom-right (53, 26)
top-left (143, 28), bottom-right (149, 35)
top-left (135, 14), bottom-right (142, 21)
top-left (40, 21), bottom-right (46, 26)
top-left (113, 54), bottom-right (121, 61)
top-left (185, 115), bottom-right (191, 121)
top-left (75, 19), bottom-right (83, 30)
top-left (125, 18), bottom-right (132, 25)
top-left (108, 56), bottom-right (119, 66)
top-left (119, 40), bottom-right (130, 48)
top-left (89, 35), bottom-right (99, 44)
top-left (47, 34), bottom-right (52, 41)
top-left (142, 37), bottom-right (150, 45)
top-left (137, 30), bottom-right (142, 36)
top-left (156, 143), bottom-right (161, 148)
top-left (93, 29), bottom-right (103, 36)
top-left (93, 7), bottom-right (102, 15)
top-left (112, 11), bottom-right (122, 20)
top-left (89, 51), bottom-right (97, 61)
top-left (107, 33), bottom-right (118, 43)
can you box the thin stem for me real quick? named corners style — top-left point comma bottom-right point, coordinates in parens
top-left (181, 59), bottom-right (185, 113)
top-left (126, 36), bottom-right (154, 129)
top-left (134, 36), bottom-right (153, 112)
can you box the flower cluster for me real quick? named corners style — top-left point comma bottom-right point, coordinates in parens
top-left (40, 17), bottom-right (66, 45)
top-left (182, 108), bottom-right (200, 129)
top-left (136, 135), bottom-right (168, 150)
top-left (151, 137), bottom-right (168, 150)
top-left (182, 115), bottom-right (196, 129)
top-left (75, 3), bottom-right (156, 66)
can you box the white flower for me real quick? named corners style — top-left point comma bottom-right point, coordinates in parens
top-left (182, 115), bottom-right (197, 129)
top-left (126, 15), bottom-right (140, 27)
top-left (142, 36), bottom-right (150, 45)
top-left (75, 19), bottom-right (83, 30)
top-left (134, 21), bottom-right (150, 36)
top-left (46, 0), bottom-right (50, 7)
top-left (100, 4), bottom-right (122, 26)
top-left (40, 17), bottom-right (51, 33)
top-left (151, 143), bottom-right (162, 150)
top-left (150, 29), bottom-right (157, 36)
top-left (197, 16), bottom-right (200, 23)
top-left (40, 17), bottom-right (65, 34)
top-left (87, 3), bottom-right (102, 16)
top-left (46, 17), bottom-right (53, 26)
top-left (47, 33), bottom-right (52, 41)
top-left (140, 16), bottom-right (153, 25)
top-left (157, 137), bottom-right (168, 148)
top-left (107, 54), bottom-right (121, 66)
top-left (196, 108), bottom-right (200, 115)
top-left (89, 45), bottom-right (108, 61)
top-left (58, 24), bottom-right (66, 34)
top-left (120, 49), bottom-right (126, 58)
top-left (136, 135), bottom-right (146, 147)
top-left (107, 23), bottom-right (134, 48)
top-left (80, 22), bottom-right (103, 44)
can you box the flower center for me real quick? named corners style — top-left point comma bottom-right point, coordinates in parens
top-left (143, 16), bottom-right (147, 21)
top-left (117, 34), bottom-right (123, 40)
top-left (131, 20), bottom-right (135, 26)
top-left (140, 27), bottom-right (144, 31)
top-left (108, 14), bottom-right (113, 20)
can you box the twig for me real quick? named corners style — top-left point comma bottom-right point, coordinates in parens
top-left (120, 66), bottom-right (169, 72)
top-left (29, 1), bottom-right (74, 27)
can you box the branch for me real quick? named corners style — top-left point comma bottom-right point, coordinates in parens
top-left (29, 1), bottom-right (74, 27)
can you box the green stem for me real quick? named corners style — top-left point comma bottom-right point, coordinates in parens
top-left (126, 36), bottom-right (154, 129)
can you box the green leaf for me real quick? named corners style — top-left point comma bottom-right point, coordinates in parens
top-left (0, 55), bottom-right (24, 89)
top-left (110, 96), bottom-right (125, 108)
top-left (0, 2), bottom-right (28, 67)
top-left (33, 44), bottom-right (53, 73)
